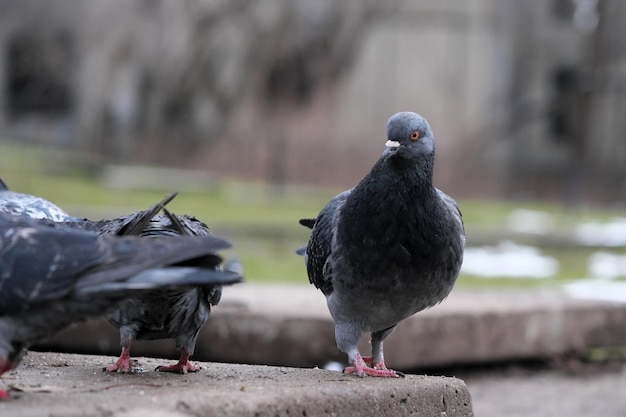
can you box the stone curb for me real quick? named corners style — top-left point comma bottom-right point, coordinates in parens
top-left (36, 285), bottom-right (626, 370)
top-left (0, 352), bottom-right (473, 417)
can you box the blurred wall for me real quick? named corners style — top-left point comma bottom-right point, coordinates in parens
top-left (0, 0), bottom-right (624, 202)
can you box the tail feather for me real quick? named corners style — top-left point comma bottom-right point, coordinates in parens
top-left (76, 267), bottom-right (242, 298)
top-left (114, 192), bottom-right (179, 236)
top-left (73, 235), bottom-right (232, 291)
top-left (299, 218), bottom-right (316, 229)
top-left (295, 245), bottom-right (307, 256)
top-left (296, 218), bottom-right (315, 256)
top-left (162, 207), bottom-right (190, 236)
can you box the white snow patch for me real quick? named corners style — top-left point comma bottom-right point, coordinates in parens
top-left (564, 280), bottom-right (626, 303)
top-left (588, 251), bottom-right (626, 279)
top-left (462, 241), bottom-right (559, 279)
top-left (575, 217), bottom-right (626, 247)
top-left (323, 361), bottom-right (344, 372)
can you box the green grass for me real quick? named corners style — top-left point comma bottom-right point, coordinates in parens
top-left (461, 198), bottom-right (626, 228)
top-left (2, 142), bottom-right (624, 286)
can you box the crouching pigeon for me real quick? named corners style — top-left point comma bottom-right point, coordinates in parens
top-left (0, 213), bottom-right (241, 399)
top-left (299, 112), bottom-right (465, 377)
top-left (84, 194), bottom-right (240, 374)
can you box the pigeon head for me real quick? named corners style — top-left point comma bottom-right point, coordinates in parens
top-left (383, 112), bottom-right (435, 161)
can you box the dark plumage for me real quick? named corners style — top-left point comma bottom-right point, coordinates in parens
top-left (0, 181), bottom-right (242, 374)
top-left (0, 213), bottom-right (241, 399)
top-left (87, 196), bottom-right (238, 374)
top-left (299, 112), bottom-right (465, 377)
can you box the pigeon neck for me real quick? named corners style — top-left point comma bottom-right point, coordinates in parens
top-left (386, 151), bottom-right (435, 186)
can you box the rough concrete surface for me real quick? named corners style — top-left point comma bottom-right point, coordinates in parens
top-left (0, 352), bottom-right (474, 417)
top-left (36, 286), bottom-right (626, 371)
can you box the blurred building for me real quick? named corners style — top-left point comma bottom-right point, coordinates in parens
top-left (0, 0), bottom-right (624, 202)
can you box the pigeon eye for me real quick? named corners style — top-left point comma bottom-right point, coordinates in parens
top-left (410, 131), bottom-right (419, 141)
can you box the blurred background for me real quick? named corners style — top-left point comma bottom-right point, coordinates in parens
top-left (1, 0), bottom-right (625, 289)
top-left (1, 0), bottom-right (626, 414)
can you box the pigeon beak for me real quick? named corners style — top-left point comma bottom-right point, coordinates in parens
top-left (385, 140), bottom-right (401, 153)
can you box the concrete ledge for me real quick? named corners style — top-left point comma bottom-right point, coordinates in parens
top-left (37, 285), bottom-right (626, 371)
top-left (0, 352), bottom-right (473, 417)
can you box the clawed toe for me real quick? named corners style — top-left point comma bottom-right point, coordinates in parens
top-left (155, 361), bottom-right (200, 374)
top-left (343, 355), bottom-right (403, 378)
top-left (103, 359), bottom-right (133, 373)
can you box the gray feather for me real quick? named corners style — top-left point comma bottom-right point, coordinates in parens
top-left (0, 178), bottom-right (83, 222)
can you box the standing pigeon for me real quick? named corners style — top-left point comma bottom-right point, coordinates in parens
top-left (0, 177), bottom-right (82, 222)
top-left (299, 112), bottom-right (465, 377)
top-left (0, 213), bottom-right (241, 399)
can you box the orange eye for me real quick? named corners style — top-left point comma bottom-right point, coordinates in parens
top-left (410, 131), bottom-right (419, 141)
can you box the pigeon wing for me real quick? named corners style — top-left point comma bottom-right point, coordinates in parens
top-left (0, 214), bottom-right (232, 313)
top-left (305, 190), bottom-right (350, 296)
top-left (0, 217), bottom-right (106, 312)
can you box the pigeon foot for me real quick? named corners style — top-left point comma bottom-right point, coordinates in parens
top-left (155, 353), bottom-right (199, 374)
top-left (343, 354), bottom-right (404, 378)
top-left (103, 356), bottom-right (133, 373)
top-left (103, 347), bottom-right (132, 373)
top-left (0, 389), bottom-right (9, 400)
top-left (359, 356), bottom-right (404, 375)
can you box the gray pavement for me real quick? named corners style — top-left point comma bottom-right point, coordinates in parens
top-left (463, 362), bottom-right (626, 417)
top-left (0, 352), bottom-right (473, 417)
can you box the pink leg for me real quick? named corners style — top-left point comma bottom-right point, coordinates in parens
top-left (343, 353), bottom-right (403, 378)
top-left (155, 351), bottom-right (200, 374)
top-left (103, 346), bottom-right (133, 373)
top-left (360, 356), bottom-right (374, 365)
top-left (1, 356), bottom-right (14, 400)
top-left (0, 356), bottom-right (15, 374)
